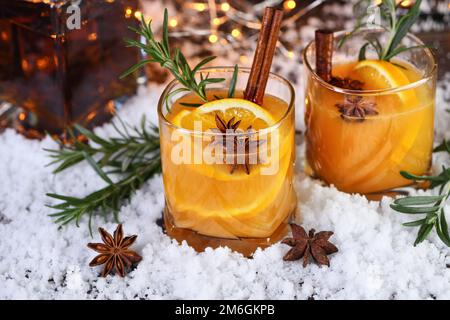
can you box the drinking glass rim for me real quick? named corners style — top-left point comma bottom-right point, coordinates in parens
top-left (302, 28), bottom-right (437, 96)
top-left (157, 66), bottom-right (295, 137)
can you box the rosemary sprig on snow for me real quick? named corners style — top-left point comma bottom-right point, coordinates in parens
top-left (121, 8), bottom-right (225, 110)
top-left (45, 116), bottom-right (161, 234)
top-left (340, 0), bottom-right (425, 62)
top-left (391, 139), bottom-right (450, 247)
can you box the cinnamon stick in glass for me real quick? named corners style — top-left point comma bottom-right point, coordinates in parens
top-left (315, 29), bottom-right (334, 82)
top-left (244, 7), bottom-right (283, 105)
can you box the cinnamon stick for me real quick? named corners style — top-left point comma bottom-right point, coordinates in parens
top-left (315, 29), bottom-right (334, 82)
top-left (244, 7), bottom-right (283, 106)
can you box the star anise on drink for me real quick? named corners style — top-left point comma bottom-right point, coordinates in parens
top-left (336, 95), bottom-right (378, 122)
top-left (87, 224), bottom-right (142, 277)
top-left (282, 224), bottom-right (338, 267)
top-left (213, 114), bottom-right (264, 175)
top-left (330, 76), bottom-right (364, 90)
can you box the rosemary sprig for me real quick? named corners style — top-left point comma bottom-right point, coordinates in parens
top-left (45, 116), bottom-right (161, 234)
top-left (228, 64), bottom-right (239, 98)
top-left (178, 64), bottom-right (239, 108)
top-left (121, 8), bottom-right (225, 111)
top-left (391, 139), bottom-right (450, 246)
top-left (340, 0), bottom-right (425, 62)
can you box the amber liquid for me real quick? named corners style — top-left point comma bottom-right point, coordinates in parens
top-left (305, 61), bottom-right (435, 195)
top-left (0, 0), bottom-right (140, 135)
top-left (160, 90), bottom-right (296, 256)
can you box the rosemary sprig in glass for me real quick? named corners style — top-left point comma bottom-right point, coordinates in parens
top-left (391, 139), bottom-right (450, 246)
top-left (178, 64), bottom-right (240, 108)
top-left (121, 8), bottom-right (225, 111)
top-left (340, 0), bottom-right (425, 62)
top-left (45, 116), bottom-right (161, 234)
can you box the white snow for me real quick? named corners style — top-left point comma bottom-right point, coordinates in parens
top-left (0, 0), bottom-right (450, 300)
top-left (0, 75), bottom-right (449, 299)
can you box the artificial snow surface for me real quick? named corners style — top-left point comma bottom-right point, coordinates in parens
top-left (0, 79), bottom-right (449, 300)
top-left (1, 1), bottom-right (450, 300)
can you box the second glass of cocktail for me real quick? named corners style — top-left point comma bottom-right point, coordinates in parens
top-left (303, 26), bottom-right (436, 198)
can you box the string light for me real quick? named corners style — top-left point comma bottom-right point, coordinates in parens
top-left (231, 29), bottom-right (241, 38)
top-left (88, 33), bottom-right (98, 41)
top-left (169, 18), bottom-right (178, 27)
top-left (193, 3), bottom-right (207, 12)
top-left (134, 10), bottom-right (142, 20)
top-left (284, 0), bottom-right (297, 10)
top-left (399, 0), bottom-right (413, 8)
top-left (287, 51), bottom-right (294, 59)
top-left (125, 7), bottom-right (133, 18)
top-left (208, 34), bottom-right (218, 43)
top-left (221, 3), bottom-right (230, 12)
top-left (165, 0), bottom-right (310, 59)
top-left (239, 55), bottom-right (249, 64)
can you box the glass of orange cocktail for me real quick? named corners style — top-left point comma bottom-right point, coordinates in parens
top-left (303, 29), bottom-right (437, 197)
top-left (158, 67), bottom-right (296, 256)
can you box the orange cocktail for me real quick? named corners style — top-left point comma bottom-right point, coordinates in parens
top-left (158, 67), bottom-right (296, 255)
top-left (304, 30), bottom-right (437, 196)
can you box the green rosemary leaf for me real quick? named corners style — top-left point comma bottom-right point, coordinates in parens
top-left (200, 77), bottom-right (226, 85)
top-left (49, 153), bottom-right (88, 174)
top-left (437, 210), bottom-right (450, 246)
top-left (47, 202), bottom-right (72, 210)
top-left (192, 56), bottom-right (217, 74)
top-left (162, 9), bottom-right (170, 57)
top-left (393, 195), bottom-right (446, 206)
top-left (390, 204), bottom-right (441, 214)
top-left (120, 59), bottom-right (153, 79)
top-left (402, 218), bottom-right (427, 227)
top-left (46, 193), bottom-right (86, 204)
top-left (358, 42), bottom-right (370, 61)
top-left (384, 44), bottom-right (430, 61)
top-left (414, 222), bottom-right (434, 246)
top-left (82, 151), bottom-right (114, 185)
top-left (400, 170), bottom-right (442, 182)
top-left (228, 65), bottom-right (239, 98)
top-left (434, 139), bottom-right (450, 153)
top-left (180, 102), bottom-right (202, 107)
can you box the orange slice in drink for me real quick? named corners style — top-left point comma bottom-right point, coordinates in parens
top-left (339, 60), bottom-right (423, 192)
top-left (172, 98), bottom-right (276, 130)
top-left (171, 98), bottom-right (281, 181)
top-left (350, 60), bottom-right (417, 108)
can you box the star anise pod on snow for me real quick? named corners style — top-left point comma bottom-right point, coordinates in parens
top-left (282, 224), bottom-right (338, 267)
top-left (336, 95), bottom-right (378, 122)
top-left (213, 114), bottom-right (264, 175)
top-left (87, 224), bottom-right (142, 277)
top-left (330, 76), bottom-right (364, 90)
